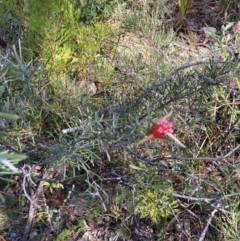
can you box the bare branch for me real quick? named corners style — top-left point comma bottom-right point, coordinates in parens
top-left (198, 203), bottom-right (221, 241)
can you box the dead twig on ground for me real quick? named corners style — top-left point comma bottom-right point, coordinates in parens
top-left (198, 203), bottom-right (221, 241)
top-left (21, 166), bottom-right (48, 241)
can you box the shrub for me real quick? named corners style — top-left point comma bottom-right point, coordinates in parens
top-left (0, 0), bottom-right (116, 94)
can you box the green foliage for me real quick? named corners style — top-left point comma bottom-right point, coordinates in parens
top-left (0, 113), bottom-right (26, 177)
top-left (206, 22), bottom-right (236, 58)
top-left (79, 0), bottom-right (119, 23)
top-left (218, 197), bottom-right (240, 240)
top-left (1, 0), bottom-right (115, 94)
top-left (0, 151), bottom-right (26, 174)
top-left (136, 188), bottom-right (178, 224)
top-left (178, 0), bottom-right (192, 27)
top-left (0, 112), bottom-right (18, 120)
top-left (113, 167), bottom-right (179, 225)
top-left (56, 229), bottom-right (72, 241)
top-left (56, 217), bottom-right (87, 241)
top-left (43, 181), bottom-right (64, 194)
top-left (40, 21), bottom-right (115, 91)
top-left (133, 168), bottom-right (178, 224)
top-left (0, 112), bottom-right (27, 205)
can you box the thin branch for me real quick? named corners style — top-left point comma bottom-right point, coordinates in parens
top-left (172, 193), bottom-right (221, 203)
top-left (198, 203), bottom-right (221, 241)
top-left (152, 143), bottom-right (240, 168)
top-left (22, 165), bottom-right (38, 208)
top-left (22, 168), bottom-right (48, 240)
top-left (222, 143), bottom-right (240, 159)
top-left (125, 143), bottom-right (240, 169)
top-left (125, 146), bottom-right (155, 165)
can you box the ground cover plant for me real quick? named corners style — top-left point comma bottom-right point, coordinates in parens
top-left (0, 0), bottom-right (240, 240)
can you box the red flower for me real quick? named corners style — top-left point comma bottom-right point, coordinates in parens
top-left (150, 119), bottom-right (173, 138)
top-left (138, 110), bottom-right (185, 148)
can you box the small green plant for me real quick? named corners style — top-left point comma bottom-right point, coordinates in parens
top-left (79, 0), bottom-right (118, 23)
top-left (205, 22), bottom-right (236, 58)
top-left (178, 0), bottom-right (192, 29)
top-left (43, 181), bottom-right (64, 194)
top-left (136, 186), bottom-right (178, 224)
top-left (113, 166), bottom-right (179, 225)
top-left (217, 197), bottom-right (240, 240)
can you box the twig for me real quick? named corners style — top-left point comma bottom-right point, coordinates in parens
top-left (22, 165), bottom-right (38, 208)
top-left (0, 234), bottom-right (6, 241)
top-left (125, 135), bottom-right (240, 167)
top-left (173, 192), bottom-right (240, 215)
top-left (172, 193), bottom-right (221, 203)
top-left (222, 143), bottom-right (240, 159)
top-left (125, 146), bottom-right (155, 165)
top-left (152, 143), bottom-right (240, 169)
top-left (198, 203), bottom-right (221, 241)
top-left (22, 167), bottom-right (49, 240)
